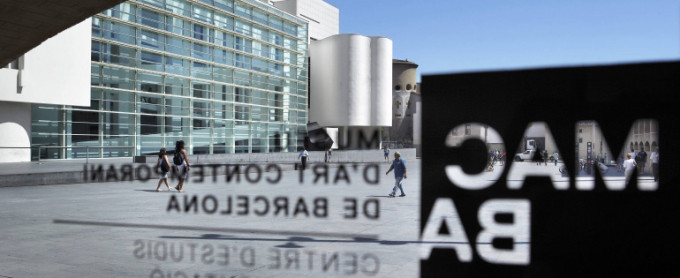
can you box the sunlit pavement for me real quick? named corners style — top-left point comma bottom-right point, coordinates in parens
top-left (1, 159), bottom-right (658, 277)
top-left (0, 160), bottom-right (421, 278)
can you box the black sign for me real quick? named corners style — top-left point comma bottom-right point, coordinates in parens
top-left (421, 61), bottom-right (680, 277)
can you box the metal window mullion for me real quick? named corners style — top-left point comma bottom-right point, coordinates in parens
top-left (60, 105), bottom-right (67, 159)
top-left (103, 3), bottom-right (307, 57)
top-left (93, 37), bottom-right (305, 85)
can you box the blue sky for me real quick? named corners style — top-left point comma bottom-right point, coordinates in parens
top-left (324, 0), bottom-right (680, 81)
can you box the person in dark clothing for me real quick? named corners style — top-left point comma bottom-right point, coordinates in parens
top-left (173, 140), bottom-right (190, 192)
top-left (298, 147), bottom-right (309, 170)
top-left (636, 148), bottom-right (648, 174)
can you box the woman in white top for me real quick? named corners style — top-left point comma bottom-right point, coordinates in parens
top-left (622, 153), bottom-right (637, 184)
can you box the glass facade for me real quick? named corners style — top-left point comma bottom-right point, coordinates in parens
top-left (32, 0), bottom-right (309, 159)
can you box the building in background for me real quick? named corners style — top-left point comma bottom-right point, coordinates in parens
top-left (264, 0), bottom-right (338, 41)
top-left (446, 123), bottom-right (505, 152)
top-left (309, 34), bottom-right (392, 150)
top-left (30, 0), bottom-right (311, 159)
top-left (626, 119), bottom-right (658, 156)
top-left (3, 0), bottom-right (393, 162)
top-left (0, 19), bottom-right (92, 162)
top-left (577, 119), bottom-right (658, 165)
top-left (387, 59), bottom-right (419, 149)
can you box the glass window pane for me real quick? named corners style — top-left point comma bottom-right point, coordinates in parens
top-left (166, 35), bottom-right (190, 56)
top-left (193, 24), bottom-right (208, 41)
top-left (252, 25), bottom-right (266, 41)
top-left (252, 58), bottom-right (267, 73)
top-left (104, 3), bottom-right (136, 21)
top-left (103, 21), bottom-right (136, 45)
top-left (234, 36), bottom-right (252, 52)
top-left (166, 16), bottom-right (191, 36)
top-left (213, 49), bottom-right (233, 66)
top-left (102, 44), bottom-right (137, 67)
top-left (214, 66), bottom-right (233, 83)
top-left (191, 61), bottom-right (212, 79)
top-left (165, 76), bottom-right (190, 96)
top-left (214, 0), bottom-right (233, 12)
top-left (269, 16), bottom-right (283, 31)
top-left (235, 3), bottom-right (250, 19)
top-left (192, 42), bottom-right (211, 61)
top-left (214, 85), bottom-right (233, 102)
top-left (139, 9), bottom-right (162, 29)
top-left (234, 87), bottom-right (250, 102)
top-left (166, 0), bottom-right (191, 16)
top-left (139, 0), bottom-right (163, 8)
top-left (138, 93), bottom-right (163, 115)
top-left (252, 9), bottom-right (268, 25)
top-left (269, 32), bottom-right (282, 46)
top-left (165, 56), bottom-right (189, 76)
top-left (213, 30), bottom-right (233, 48)
top-left (234, 19), bottom-right (251, 36)
top-left (283, 21), bottom-right (297, 36)
top-left (140, 51), bottom-right (163, 71)
top-left (193, 100), bottom-right (211, 118)
top-left (92, 17), bottom-right (102, 37)
top-left (234, 70), bottom-right (250, 86)
top-left (192, 5), bottom-right (212, 23)
top-left (139, 29), bottom-right (163, 50)
top-left (214, 11), bottom-right (233, 30)
top-left (102, 67), bottom-right (134, 90)
top-left (137, 72), bottom-right (163, 93)
top-left (192, 82), bottom-right (211, 99)
top-left (234, 54), bottom-right (251, 69)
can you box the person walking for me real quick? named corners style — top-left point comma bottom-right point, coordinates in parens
top-left (298, 147), bottom-right (309, 170)
top-left (650, 147), bottom-right (659, 182)
top-left (636, 147), bottom-right (648, 174)
top-left (623, 153), bottom-right (637, 184)
top-left (553, 151), bottom-right (559, 166)
top-left (384, 146), bottom-right (390, 163)
top-left (156, 148), bottom-right (173, 192)
top-left (385, 151), bottom-right (407, 197)
top-left (173, 140), bottom-right (190, 193)
top-left (543, 150), bottom-right (548, 166)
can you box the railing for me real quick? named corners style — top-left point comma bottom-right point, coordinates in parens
top-left (381, 141), bottom-right (413, 149)
top-left (37, 146), bottom-right (136, 164)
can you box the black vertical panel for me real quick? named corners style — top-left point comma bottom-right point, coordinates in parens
top-left (421, 61), bottom-right (680, 277)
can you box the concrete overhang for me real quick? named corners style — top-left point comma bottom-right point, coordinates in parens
top-left (0, 0), bottom-right (127, 66)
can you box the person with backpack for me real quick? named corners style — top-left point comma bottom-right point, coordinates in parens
top-left (155, 148), bottom-right (172, 192)
top-left (173, 140), bottom-right (190, 192)
top-left (298, 146), bottom-right (309, 170)
top-left (636, 147), bottom-right (648, 174)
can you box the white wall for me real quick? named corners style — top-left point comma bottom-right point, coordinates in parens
top-left (310, 34), bottom-right (392, 127)
top-left (0, 18), bottom-right (91, 162)
top-left (273, 0), bottom-right (339, 40)
top-left (0, 18), bottom-right (91, 106)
